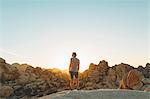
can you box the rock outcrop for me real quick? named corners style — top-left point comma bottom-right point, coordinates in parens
top-left (80, 60), bottom-right (110, 89)
top-left (0, 58), bottom-right (20, 82)
top-left (0, 57), bottom-right (69, 98)
top-left (79, 61), bottom-right (135, 90)
top-left (79, 60), bottom-right (150, 91)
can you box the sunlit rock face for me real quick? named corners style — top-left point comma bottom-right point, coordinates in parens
top-left (119, 69), bottom-right (144, 90)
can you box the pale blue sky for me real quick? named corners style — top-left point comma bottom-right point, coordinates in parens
top-left (0, 0), bottom-right (149, 71)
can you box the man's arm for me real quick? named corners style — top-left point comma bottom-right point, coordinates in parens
top-left (78, 60), bottom-right (80, 71)
top-left (69, 59), bottom-right (72, 71)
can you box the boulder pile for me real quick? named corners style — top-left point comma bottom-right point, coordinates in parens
top-left (0, 57), bottom-right (149, 98)
top-left (79, 60), bottom-right (150, 91)
top-left (0, 58), bottom-right (69, 98)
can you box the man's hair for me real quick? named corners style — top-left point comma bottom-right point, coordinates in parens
top-left (72, 52), bottom-right (77, 57)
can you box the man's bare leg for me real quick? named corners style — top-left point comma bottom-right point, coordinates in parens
top-left (74, 78), bottom-right (79, 89)
top-left (70, 80), bottom-right (73, 90)
top-left (77, 79), bottom-right (79, 88)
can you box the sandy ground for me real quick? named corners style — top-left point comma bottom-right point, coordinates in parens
top-left (38, 89), bottom-right (150, 99)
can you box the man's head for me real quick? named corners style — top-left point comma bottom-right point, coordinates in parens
top-left (72, 52), bottom-right (77, 58)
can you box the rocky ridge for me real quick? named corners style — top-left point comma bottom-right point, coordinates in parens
top-left (0, 58), bottom-right (150, 98)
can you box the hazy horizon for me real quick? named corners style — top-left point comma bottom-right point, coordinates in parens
top-left (0, 0), bottom-right (149, 71)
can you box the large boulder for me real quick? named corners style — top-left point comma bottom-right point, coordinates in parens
top-left (119, 69), bottom-right (144, 90)
top-left (0, 86), bottom-right (14, 97)
top-left (114, 63), bottom-right (134, 84)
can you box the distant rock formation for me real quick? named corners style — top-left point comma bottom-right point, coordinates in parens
top-left (0, 57), bottom-right (149, 98)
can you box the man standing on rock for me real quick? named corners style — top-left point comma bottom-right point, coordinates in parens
top-left (69, 52), bottom-right (80, 90)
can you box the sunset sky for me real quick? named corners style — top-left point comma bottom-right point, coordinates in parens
top-left (0, 0), bottom-right (149, 71)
